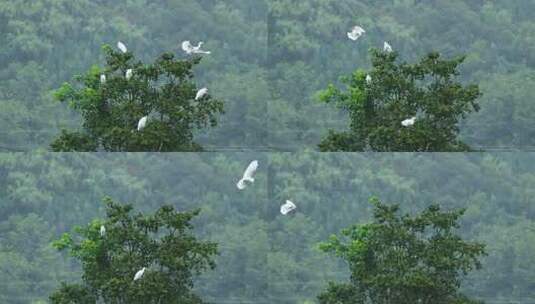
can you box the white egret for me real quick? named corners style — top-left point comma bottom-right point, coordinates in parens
top-left (133, 267), bottom-right (146, 281)
top-left (401, 116), bottom-right (416, 127)
top-left (100, 225), bottom-right (106, 237)
top-left (100, 74), bottom-right (106, 84)
top-left (347, 25), bottom-right (365, 41)
top-left (280, 200), bottom-right (297, 215)
top-left (125, 69), bottom-right (133, 80)
top-left (384, 42), bottom-right (393, 53)
top-left (182, 41), bottom-right (211, 55)
top-left (117, 41), bottom-right (127, 53)
top-left (237, 160), bottom-right (259, 190)
top-left (195, 88), bottom-right (208, 100)
top-left (366, 74), bottom-right (372, 85)
top-left (137, 116), bottom-right (148, 131)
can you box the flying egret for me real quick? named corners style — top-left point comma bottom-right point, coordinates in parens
top-left (100, 74), bottom-right (106, 84)
top-left (117, 41), bottom-right (127, 53)
top-left (133, 267), bottom-right (146, 281)
top-left (195, 88), bottom-right (208, 101)
top-left (384, 42), bottom-right (393, 53)
top-left (237, 160), bottom-right (259, 190)
top-left (125, 69), bottom-right (133, 80)
top-left (137, 116), bottom-right (148, 131)
top-left (401, 116), bottom-right (416, 127)
top-left (366, 74), bottom-right (372, 85)
top-left (347, 25), bottom-right (365, 41)
top-left (280, 200), bottom-right (297, 215)
top-left (100, 225), bottom-right (106, 237)
top-left (182, 41), bottom-right (211, 55)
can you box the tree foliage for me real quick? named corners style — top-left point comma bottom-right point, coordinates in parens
top-left (318, 198), bottom-right (486, 304)
top-left (50, 46), bottom-right (224, 151)
top-left (318, 50), bottom-right (481, 151)
top-left (49, 197), bottom-right (218, 304)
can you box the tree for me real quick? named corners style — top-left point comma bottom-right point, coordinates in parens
top-left (50, 46), bottom-right (224, 152)
top-left (317, 198), bottom-right (487, 304)
top-left (317, 50), bottom-right (482, 152)
top-left (49, 197), bottom-right (218, 304)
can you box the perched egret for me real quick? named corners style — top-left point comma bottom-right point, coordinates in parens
top-left (100, 225), bottom-right (106, 237)
top-left (195, 88), bottom-right (208, 100)
top-left (401, 116), bottom-right (416, 127)
top-left (133, 267), bottom-right (146, 281)
top-left (237, 160), bottom-right (259, 190)
top-left (100, 74), bottom-right (106, 84)
top-left (347, 25), bottom-right (365, 41)
top-left (182, 41), bottom-right (211, 55)
top-left (137, 116), bottom-right (148, 131)
top-left (117, 41), bottom-right (127, 53)
top-left (280, 200), bottom-right (297, 215)
top-left (366, 74), bottom-right (372, 85)
top-left (384, 42), bottom-right (393, 53)
top-left (125, 69), bottom-right (133, 80)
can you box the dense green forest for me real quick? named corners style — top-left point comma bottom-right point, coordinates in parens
top-left (2, 1), bottom-right (535, 150)
top-left (1, 153), bottom-right (535, 303)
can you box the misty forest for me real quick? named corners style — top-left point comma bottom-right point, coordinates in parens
top-left (1, 1), bottom-right (535, 304)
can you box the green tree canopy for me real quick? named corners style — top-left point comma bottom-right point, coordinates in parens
top-left (49, 197), bottom-right (218, 304)
top-left (318, 50), bottom-right (481, 152)
top-left (51, 46), bottom-right (224, 152)
top-left (318, 198), bottom-right (486, 304)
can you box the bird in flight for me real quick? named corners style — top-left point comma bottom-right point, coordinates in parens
top-left (237, 160), bottom-right (259, 190)
top-left (347, 25), bottom-right (365, 41)
top-left (401, 116), bottom-right (416, 127)
top-left (195, 88), bottom-right (208, 101)
top-left (117, 41), bottom-right (128, 53)
top-left (133, 267), bottom-right (146, 281)
top-left (182, 41), bottom-right (211, 55)
top-left (280, 200), bottom-right (297, 215)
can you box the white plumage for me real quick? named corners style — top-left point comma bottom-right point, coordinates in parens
top-left (195, 88), bottom-right (208, 101)
top-left (182, 41), bottom-right (211, 55)
top-left (280, 200), bottom-right (297, 215)
top-left (100, 225), bottom-right (106, 237)
top-left (117, 41), bottom-right (128, 53)
top-left (401, 116), bottom-right (416, 127)
top-left (366, 74), bottom-right (372, 85)
top-left (237, 160), bottom-right (259, 190)
top-left (100, 74), bottom-right (106, 84)
top-left (137, 116), bottom-right (148, 131)
top-left (384, 41), bottom-right (393, 53)
top-left (347, 25), bottom-right (365, 41)
top-left (125, 69), bottom-right (133, 80)
top-left (133, 267), bottom-right (146, 281)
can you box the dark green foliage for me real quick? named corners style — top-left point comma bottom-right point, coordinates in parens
top-left (318, 198), bottom-right (486, 304)
top-left (318, 51), bottom-right (481, 151)
top-left (49, 197), bottom-right (218, 304)
top-left (51, 46), bottom-right (224, 151)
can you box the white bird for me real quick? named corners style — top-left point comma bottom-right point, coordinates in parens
top-left (347, 25), bottom-right (365, 41)
top-left (366, 74), bottom-right (372, 85)
top-left (125, 69), bottom-right (133, 80)
top-left (280, 200), bottom-right (297, 215)
top-left (133, 267), bottom-right (146, 281)
top-left (117, 41), bottom-right (128, 53)
top-left (195, 88), bottom-right (208, 101)
top-left (100, 74), bottom-right (106, 84)
top-left (100, 225), bottom-right (106, 237)
top-left (236, 160), bottom-right (259, 190)
top-left (384, 41), bottom-right (393, 53)
top-left (182, 41), bottom-right (211, 55)
top-left (401, 116), bottom-right (416, 127)
top-left (137, 116), bottom-right (148, 131)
